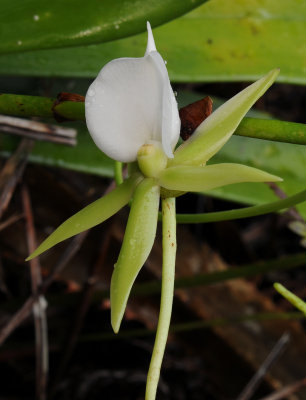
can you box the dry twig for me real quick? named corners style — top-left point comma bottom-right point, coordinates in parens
top-left (236, 332), bottom-right (290, 400)
top-left (0, 115), bottom-right (77, 146)
top-left (0, 296), bottom-right (36, 345)
top-left (22, 185), bottom-right (48, 400)
top-left (0, 139), bottom-right (33, 218)
top-left (268, 182), bottom-right (304, 222)
top-left (0, 212), bottom-right (24, 232)
top-left (258, 377), bottom-right (306, 400)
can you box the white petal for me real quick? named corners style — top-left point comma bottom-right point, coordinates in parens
top-left (86, 57), bottom-right (159, 162)
top-left (145, 21), bottom-right (156, 55)
top-left (147, 51), bottom-right (180, 158)
top-left (85, 25), bottom-right (180, 162)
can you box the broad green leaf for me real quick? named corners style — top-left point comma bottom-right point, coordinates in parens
top-left (111, 178), bottom-right (160, 333)
top-left (159, 164), bottom-right (281, 193)
top-left (0, 0), bottom-right (305, 83)
top-left (27, 174), bottom-right (143, 260)
top-left (0, 0), bottom-right (206, 54)
top-left (170, 69), bottom-right (279, 167)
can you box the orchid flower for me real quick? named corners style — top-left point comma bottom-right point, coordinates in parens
top-left (85, 22), bottom-right (180, 163)
top-left (27, 22), bottom-right (282, 400)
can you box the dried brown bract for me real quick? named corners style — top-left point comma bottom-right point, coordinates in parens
top-left (179, 96), bottom-right (213, 140)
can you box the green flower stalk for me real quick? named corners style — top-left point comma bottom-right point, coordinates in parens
top-left (27, 22), bottom-right (282, 400)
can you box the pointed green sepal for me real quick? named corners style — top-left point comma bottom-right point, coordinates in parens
top-left (158, 163), bottom-right (282, 192)
top-left (170, 69), bottom-right (280, 167)
top-left (111, 178), bottom-right (160, 333)
top-left (26, 174), bottom-right (143, 261)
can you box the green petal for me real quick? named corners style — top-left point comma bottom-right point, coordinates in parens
top-left (111, 178), bottom-right (160, 333)
top-left (26, 174), bottom-right (142, 260)
top-left (159, 164), bottom-right (282, 192)
top-left (170, 69), bottom-right (279, 167)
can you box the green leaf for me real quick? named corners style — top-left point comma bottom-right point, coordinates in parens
top-left (0, 0), bottom-right (206, 54)
top-left (159, 163), bottom-right (281, 193)
top-left (26, 174), bottom-right (143, 260)
top-left (0, 0), bottom-right (305, 83)
top-left (170, 69), bottom-right (279, 167)
top-left (111, 178), bottom-right (160, 333)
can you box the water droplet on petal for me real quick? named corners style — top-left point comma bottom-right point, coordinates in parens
top-left (87, 89), bottom-right (95, 97)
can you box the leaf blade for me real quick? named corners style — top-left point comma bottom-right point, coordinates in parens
top-left (0, 0), bottom-right (206, 54)
top-left (0, 0), bottom-right (304, 83)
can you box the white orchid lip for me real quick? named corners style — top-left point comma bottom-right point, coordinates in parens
top-left (85, 21), bottom-right (180, 163)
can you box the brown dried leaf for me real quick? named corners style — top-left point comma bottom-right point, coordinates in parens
top-left (179, 96), bottom-right (213, 140)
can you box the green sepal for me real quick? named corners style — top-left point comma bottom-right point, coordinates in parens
top-left (111, 178), bottom-right (160, 333)
top-left (26, 174), bottom-right (143, 260)
top-left (170, 69), bottom-right (280, 167)
top-left (158, 163), bottom-right (282, 193)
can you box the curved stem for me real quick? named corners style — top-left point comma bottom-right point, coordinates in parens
top-left (145, 197), bottom-right (176, 400)
top-left (173, 190), bottom-right (306, 224)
